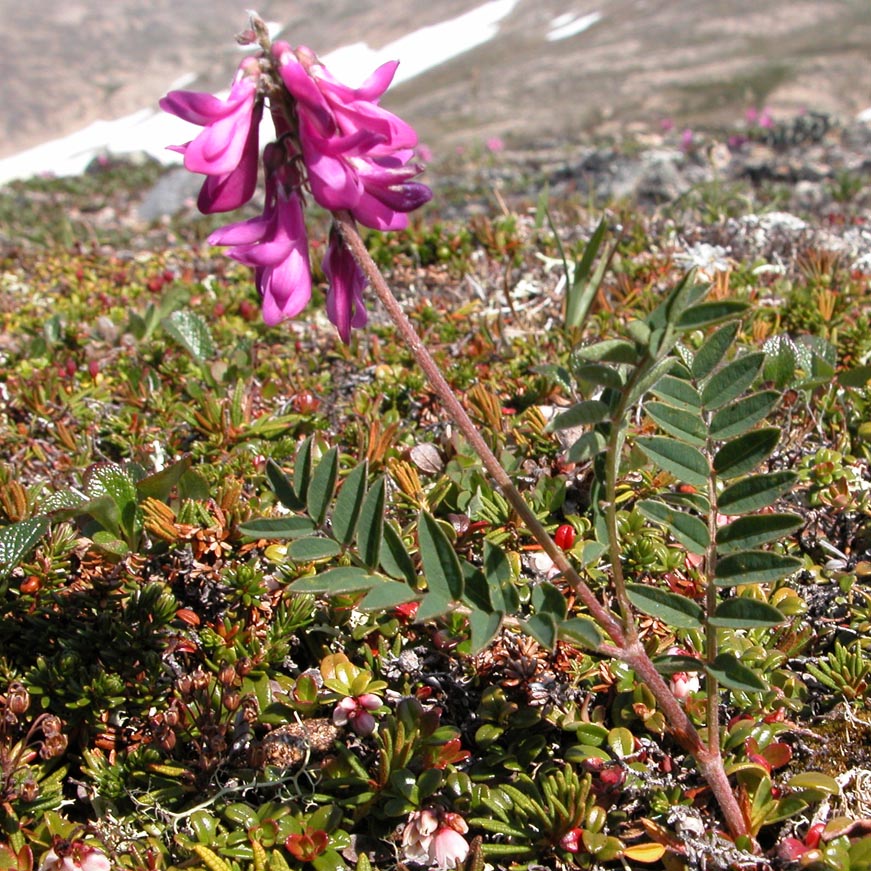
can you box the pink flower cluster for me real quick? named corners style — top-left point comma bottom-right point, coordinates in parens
top-left (402, 808), bottom-right (470, 869)
top-left (160, 30), bottom-right (431, 342)
top-left (332, 692), bottom-right (382, 736)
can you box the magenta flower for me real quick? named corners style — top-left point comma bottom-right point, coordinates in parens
top-left (332, 693), bottom-right (381, 736)
top-left (160, 60), bottom-right (261, 212)
top-left (276, 44), bottom-right (431, 229)
top-left (39, 842), bottom-right (110, 871)
top-left (323, 226), bottom-right (368, 343)
top-left (208, 158), bottom-right (311, 325)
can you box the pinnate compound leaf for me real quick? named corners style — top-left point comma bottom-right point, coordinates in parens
top-left (293, 436), bottom-right (314, 501)
top-left (624, 356), bottom-right (683, 406)
top-left (709, 391), bottom-right (780, 440)
top-left (637, 499), bottom-right (709, 555)
top-left (709, 598), bottom-right (785, 628)
top-left (677, 300), bottom-right (748, 329)
top-left (715, 550), bottom-right (802, 586)
top-left (713, 427), bottom-right (780, 480)
top-left (162, 310), bottom-right (216, 363)
top-left (567, 431), bottom-right (608, 463)
top-left (716, 513), bottom-right (803, 554)
top-left (0, 517), bottom-right (50, 576)
top-left (653, 654), bottom-right (704, 675)
top-left (547, 400), bottom-right (610, 431)
top-left (521, 613), bottom-right (558, 650)
top-left (625, 583), bottom-right (704, 629)
top-left (717, 471), bottom-right (796, 515)
top-left (266, 459), bottom-right (304, 511)
top-left (573, 363), bottom-right (625, 390)
top-left (380, 521), bottom-right (416, 584)
top-left (559, 617), bottom-right (603, 649)
top-left (331, 462), bottom-right (368, 546)
top-left (356, 478), bottom-right (385, 569)
top-left (645, 402), bottom-right (706, 446)
top-left (469, 610), bottom-right (504, 654)
top-left (692, 322), bottom-right (739, 380)
top-left (307, 447), bottom-right (339, 526)
top-left (650, 375), bottom-right (701, 412)
top-left (418, 511), bottom-right (464, 600)
top-left (707, 653), bottom-right (767, 692)
top-left (483, 541), bottom-right (520, 614)
top-left (575, 339), bottom-right (638, 364)
top-left (289, 566), bottom-right (380, 595)
top-left (701, 351), bottom-right (765, 409)
top-left (288, 537), bottom-right (342, 561)
top-left (357, 582), bottom-right (419, 612)
top-left (763, 334), bottom-right (798, 388)
top-left (238, 516), bottom-right (315, 540)
top-left (635, 437), bottom-right (709, 488)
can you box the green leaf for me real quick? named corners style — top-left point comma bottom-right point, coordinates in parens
top-left (709, 391), bottom-right (781, 439)
top-left (84, 462), bottom-right (137, 507)
top-left (707, 653), bottom-right (767, 692)
top-left (416, 591), bottom-right (453, 622)
top-left (677, 300), bottom-right (748, 329)
top-left (786, 772), bottom-right (840, 798)
top-left (763, 334), bottom-right (798, 389)
top-left (635, 436), bottom-right (709, 488)
top-left (332, 462), bottom-right (368, 546)
top-left (574, 339), bottom-right (638, 364)
top-left (418, 511), bottom-right (464, 600)
top-left (307, 447), bottom-right (339, 526)
top-left (625, 583), bottom-right (704, 629)
top-left (692, 322), bottom-right (740, 380)
top-left (558, 617), bottom-right (603, 649)
top-left (483, 541), bottom-right (520, 613)
top-left (646, 402), bottom-right (706, 446)
top-left (266, 459), bottom-right (304, 511)
top-left (547, 400), bottom-right (610, 431)
top-left (292, 439), bottom-right (315, 508)
top-left (637, 499), bottom-right (709, 555)
top-left (717, 471), bottom-right (796, 515)
top-left (650, 375), bottom-right (702, 412)
top-left (288, 537), bottom-right (342, 561)
top-left (567, 430), bottom-right (608, 463)
top-left (573, 363), bottom-right (625, 390)
top-left (469, 610), bottom-right (503, 654)
top-left (715, 550), bottom-right (802, 586)
top-left (237, 516), bottom-right (315, 540)
top-left (701, 352), bottom-right (765, 410)
top-left (162, 309), bottom-right (216, 363)
top-left (624, 356), bottom-right (683, 406)
top-left (838, 364), bottom-right (871, 388)
top-left (380, 521), bottom-right (417, 584)
top-left (532, 581), bottom-right (567, 622)
top-left (91, 531), bottom-right (129, 557)
top-left (652, 654), bottom-right (703, 675)
top-left (357, 582), bottom-right (419, 612)
top-left (709, 598), bottom-right (785, 628)
top-left (462, 566), bottom-right (493, 612)
top-left (288, 566), bottom-right (380, 595)
top-left (713, 428), bottom-right (780, 479)
top-left (0, 517), bottom-right (50, 576)
top-left (357, 478), bottom-right (385, 570)
top-left (136, 455), bottom-right (192, 501)
top-left (716, 513), bottom-right (803, 554)
top-left (521, 613), bottom-right (558, 649)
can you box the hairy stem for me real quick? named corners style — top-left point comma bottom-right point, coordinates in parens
top-left (335, 210), bottom-right (749, 840)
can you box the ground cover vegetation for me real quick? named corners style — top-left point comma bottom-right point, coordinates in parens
top-left (2, 19), bottom-right (871, 871)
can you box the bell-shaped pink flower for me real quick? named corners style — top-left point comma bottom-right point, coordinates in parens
top-left (161, 60), bottom-right (261, 212)
top-left (208, 158), bottom-right (311, 325)
top-left (323, 226), bottom-right (367, 343)
top-left (39, 842), bottom-right (111, 871)
top-left (332, 693), bottom-right (381, 736)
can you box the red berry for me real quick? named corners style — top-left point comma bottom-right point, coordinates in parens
top-left (554, 524), bottom-right (575, 551)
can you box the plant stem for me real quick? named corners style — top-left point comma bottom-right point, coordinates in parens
top-left (334, 210), bottom-right (749, 841)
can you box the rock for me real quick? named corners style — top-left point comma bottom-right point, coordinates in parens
top-left (136, 167), bottom-right (202, 221)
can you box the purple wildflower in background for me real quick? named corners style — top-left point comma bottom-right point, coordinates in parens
top-left (161, 24), bottom-right (431, 342)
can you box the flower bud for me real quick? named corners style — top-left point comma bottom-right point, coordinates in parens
top-left (7, 681), bottom-right (29, 715)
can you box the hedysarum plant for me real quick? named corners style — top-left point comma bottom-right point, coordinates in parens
top-left (165, 13), bottom-right (810, 849)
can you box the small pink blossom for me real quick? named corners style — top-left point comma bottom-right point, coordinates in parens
top-left (660, 117), bottom-right (675, 132)
top-left (680, 128), bottom-right (694, 151)
top-left (401, 810), bottom-right (469, 869)
top-left (667, 646), bottom-right (701, 701)
top-left (39, 842), bottom-right (111, 871)
top-left (485, 136), bottom-right (505, 153)
top-left (332, 693), bottom-right (381, 736)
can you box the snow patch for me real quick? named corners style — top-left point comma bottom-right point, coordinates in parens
top-left (546, 10), bottom-right (602, 41)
